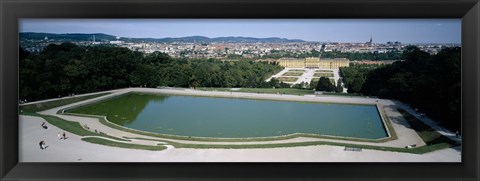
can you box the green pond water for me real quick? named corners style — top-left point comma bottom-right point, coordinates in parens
top-left (67, 93), bottom-right (388, 139)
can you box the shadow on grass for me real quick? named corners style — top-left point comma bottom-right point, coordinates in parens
top-left (397, 108), bottom-right (459, 148)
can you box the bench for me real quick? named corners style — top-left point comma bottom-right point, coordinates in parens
top-left (405, 144), bottom-right (417, 149)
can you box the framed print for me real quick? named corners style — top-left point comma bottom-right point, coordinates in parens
top-left (1, 0), bottom-right (479, 180)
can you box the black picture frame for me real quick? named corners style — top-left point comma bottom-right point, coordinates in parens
top-left (1, 0), bottom-right (479, 180)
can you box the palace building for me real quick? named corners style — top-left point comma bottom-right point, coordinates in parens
top-left (278, 57), bottom-right (350, 69)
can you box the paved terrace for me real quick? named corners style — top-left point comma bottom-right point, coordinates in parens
top-left (19, 88), bottom-right (461, 162)
top-left (267, 68), bottom-right (343, 89)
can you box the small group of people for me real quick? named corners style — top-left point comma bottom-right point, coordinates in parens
top-left (39, 140), bottom-right (48, 150)
top-left (39, 122), bottom-right (68, 150)
top-left (57, 132), bottom-right (68, 140)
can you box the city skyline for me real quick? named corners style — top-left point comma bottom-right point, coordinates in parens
top-left (19, 19), bottom-right (461, 44)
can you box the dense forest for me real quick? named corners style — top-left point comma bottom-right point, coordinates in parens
top-left (361, 46), bottom-right (461, 132)
top-left (339, 64), bottom-right (384, 93)
top-left (340, 46), bottom-right (461, 132)
top-left (19, 43), bottom-right (283, 101)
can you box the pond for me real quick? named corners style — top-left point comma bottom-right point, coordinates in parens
top-left (66, 92), bottom-right (388, 139)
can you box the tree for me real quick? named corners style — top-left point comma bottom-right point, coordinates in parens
top-left (335, 79), bottom-right (343, 93)
top-left (360, 46), bottom-right (461, 132)
top-left (19, 42), bottom-right (284, 100)
top-left (315, 77), bottom-right (335, 92)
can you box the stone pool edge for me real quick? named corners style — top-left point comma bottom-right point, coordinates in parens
top-left (60, 88), bottom-right (397, 144)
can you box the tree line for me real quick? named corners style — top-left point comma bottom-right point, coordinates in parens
top-left (19, 43), bottom-right (460, 132)
top-left (361, 46), bottom-right (461, 132)
top-left (339, 64), bottom-right (385, 93)
top-left (19, 43), bottom-right (284, 101)
top-left (339, 46), bottom-right (461, 132)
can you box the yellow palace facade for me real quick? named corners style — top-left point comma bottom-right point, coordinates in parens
top-left (278, 57), bottom-right (350, 69)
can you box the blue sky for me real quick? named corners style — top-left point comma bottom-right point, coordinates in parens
top-left (19, 19), bottom-right (461, 44)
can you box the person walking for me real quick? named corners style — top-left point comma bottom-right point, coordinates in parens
top-left (58, 132), bottom-right (62, 140)
top-left (62, 132), bottom-right (67, 140)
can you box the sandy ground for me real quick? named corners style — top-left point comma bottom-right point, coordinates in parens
top-left (19, 88), bottom-right (462, 162)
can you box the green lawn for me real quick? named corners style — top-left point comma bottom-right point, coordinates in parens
top-left (20, 93), bottom-right (111, 113)
top-left (19, 92), bottom-right (129, 142)
top-left (277, 77), bottom-right (299, 82)
top-left (22, 112), bottom-right (129, 142)
top-left (313, 73), bottom-right (334, 77)
top-left (82, 137), bottom-right (167, 151)
top-left (282, 72), bottom-right (304, 76)
top-left (200, 87), bottom-right (236, 92)
top-left (130, 136), bottom-right (439, 154)
top-left (322, 92), bottom-right (365, 97)
top-left (236, 88), bottom-right (314, 95)
top-left (200, 87), bottom-right (314, 96)
top-left (289, 69), bottom-right (306, 72)
top-left (315, 70), bottom-right (333, 73)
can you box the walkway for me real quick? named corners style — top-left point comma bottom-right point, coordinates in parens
top-left (19, 115), bottom-right (460, 162)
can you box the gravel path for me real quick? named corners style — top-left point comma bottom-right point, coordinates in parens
top-left (19, 115), bottom-right (460, 162)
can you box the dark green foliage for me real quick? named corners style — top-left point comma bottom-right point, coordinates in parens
top-left (335, 79), bottom-right (343, 93)
top-left (339, 64), bottom-right (383, 94)
top-left (361, 46), bottom-right (461, 132)
top-left (19, 93), bottom-right (110, 113)
top-left (19, 43), bottom-right (283, 101)
top-left (397, 109), bottom-right (458, 147)
top-left (315, 77), bottom-right (335, 92)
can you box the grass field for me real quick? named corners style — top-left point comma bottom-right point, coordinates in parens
top-left (288, 69), bottom-right (306, 72)
top-left (282, 72), bottom-right (304, 76)
top-left (21, 111), bottom-right (129, 142)
top-left (235, 88), bottom-right (314, 95)
top-left (313, 73), bottom-right (334, 77)
top-left (322, 92), bottom-right (365, 97)
top-left (201, 87), bottom-right (314, 96)
top-left (82, 137), bottom-right (167, 151)
top-left (277, 77), bottom-right (299, 82)
top-left (129, 136), bottom-right (442, 154)
top-left (315, 70), bottom-right (334, 73)
top-left (20, 93), bottom-right (111, 113)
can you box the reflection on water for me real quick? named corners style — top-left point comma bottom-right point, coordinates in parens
top-left (68, 93), bottom-right (167, 125)
top-left (68, 93), bottom-right (388, 139)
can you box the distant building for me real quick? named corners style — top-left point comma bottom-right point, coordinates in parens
top-left (352, 60), bottom-right (398, 65)
top-left (109, 36), bottom-right (123, 44)
top-left (278, 57), bottom-right (349, 69)
top-left (366, 36), bottom-right (373, 45)
top-left (109, 40), bottom-right (124, 44)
